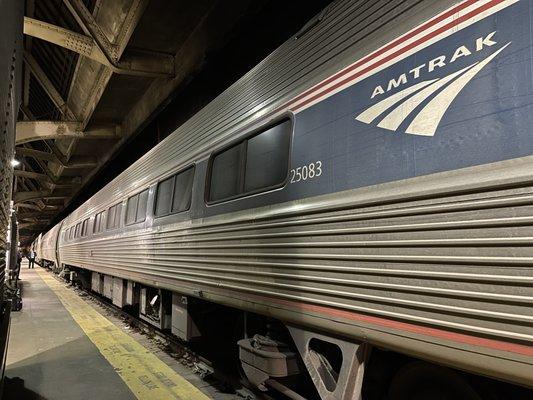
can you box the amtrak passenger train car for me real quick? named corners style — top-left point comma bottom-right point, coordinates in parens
top-left (37, 0), bottom-right (533, 398)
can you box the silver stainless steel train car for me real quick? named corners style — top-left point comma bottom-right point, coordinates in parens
top-left (37, 0), bottom-right (533, 397)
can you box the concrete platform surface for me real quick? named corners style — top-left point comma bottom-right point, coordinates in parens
top-left (4, 263), bottom-right (213, 400)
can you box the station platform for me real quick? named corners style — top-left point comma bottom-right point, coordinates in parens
top-left (4, 263), bottom-right (216, 400)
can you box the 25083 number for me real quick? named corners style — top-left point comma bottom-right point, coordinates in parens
top-left (290, 161), bottom-right (322, 183)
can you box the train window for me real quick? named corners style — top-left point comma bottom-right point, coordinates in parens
top-left (106, 202), bottom-right (122, 230)
top-left (208, 118), bottom-right (291, 202)
top-left (126, 195), bottom-right (138, 225)
top-left (210, 144), bottom-right (244, 202)
top-left (155, 166), bottom-right (195, 217)
top-left (107, 206), bottom-right (115, 229)
top-left (117, 203), bottom-right (123, 227)
top-left (81, 218), bottom-right (89, 237)
top-left (155, 176), bottom-right (173, 216)
top-left (172, 167), bottom-right (194, 213)
top-left (126, 189), bottom-right (149, 225)
top-left (75, 223), bottom-right (81, 238)
top-left (94, 210), bottom-right (105, 233)
top-left (137, 189), bottom-right (149, 221)
top-left (244, 120), bottom-right (291, 192)
top-left (94, 213), bottom-right (99, 233)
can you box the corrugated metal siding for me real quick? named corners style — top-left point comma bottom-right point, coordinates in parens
top-left (59, 160), bottom-right (533, 347)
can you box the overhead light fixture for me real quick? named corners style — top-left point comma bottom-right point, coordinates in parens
top-left (10, 159), bottom-right (20, 167)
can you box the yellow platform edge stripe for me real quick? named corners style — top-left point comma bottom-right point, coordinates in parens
top-left (36, 268), bottom-right (210, 400)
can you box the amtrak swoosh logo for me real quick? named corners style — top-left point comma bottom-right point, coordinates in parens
top-left (355, 42), bottom-right (511, 136)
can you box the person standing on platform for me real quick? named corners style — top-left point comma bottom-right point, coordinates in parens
top-left (28, 250), bottom-right (36, 269)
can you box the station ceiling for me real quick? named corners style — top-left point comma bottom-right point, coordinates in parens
top-left (15, 0), bottom-right (330, 245)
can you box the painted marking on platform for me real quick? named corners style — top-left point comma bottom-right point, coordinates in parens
top-left (36, 269), bottom-right (209, 400)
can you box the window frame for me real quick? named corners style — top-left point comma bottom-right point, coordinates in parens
top-left (125, 192), bottom-right (140, 226)
top-left (93, 210), bottom-right (106, 234)
top-left (205, 116), bottom-right (293, 205)
top-left (153, 165), bottom-right (195, 219)
top-left (81, 218), bottom-right (89, 237)
top-left (106, 201), bottom-right (123, 231)
top-left (125, 188), bottom-right (150, 226)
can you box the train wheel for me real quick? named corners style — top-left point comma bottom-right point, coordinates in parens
top-left (388, 361), bottom-right (481, 400)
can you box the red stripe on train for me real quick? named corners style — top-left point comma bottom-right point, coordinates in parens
top-left (287, 0), bottom-right (480, 109)
top-left (257, 295), bottom-right (533, 357)
top-left (290, 0), bottom-right (506, 111)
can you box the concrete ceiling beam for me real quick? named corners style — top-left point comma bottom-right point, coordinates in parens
top-left (17, 156), bottom-right (81, 192)
top-left (15, 145), bottom-right (90, 179)
top-left (62, 155), bottom-right (98, 168)
top-left (23, 16), bottom-right (107, 65)
top-left (18, 161), bottom-right (49, 199)
top-left (41, 195), bottom-right (69, 201)
top-left (62, 0), bottom-right (146, 63)
top-left (19, 217), bottom-right (51, 223)
top-left (15, 203), bottom-right (41, 211)
top-left (16, 120), bottom-right (121, 144)
top-left (16, 146), bottom-right (56, 162)
top-left (23, 16), bottom-right (173, 77)
top-left (23, 50), bottom-right (76, 120)
top-left (43, 140), bottom-right (98, 168)
top-left (18, 221), bottom-right (50, 229)
top-left (16, 203), bottom-right (61, 212)
top-left (18, 211), bottom-right (57, 219)
top-left (14, 190), bottom-right (51, 204)
top-left (13, 169), bottom-right (50, 182)
top-left (16, 194), bottom-right (69, 204)
top-left (65, 0), bottom-right (153, 130)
